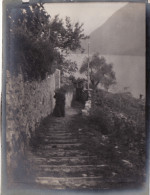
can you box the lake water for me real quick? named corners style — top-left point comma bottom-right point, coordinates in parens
top-left (67, 54), bottom-right (145, 98)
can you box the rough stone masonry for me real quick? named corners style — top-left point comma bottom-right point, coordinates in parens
top-left (6, 70), bottom-right (56, 182)
top-left (6, 69), bottom-right (74, 183)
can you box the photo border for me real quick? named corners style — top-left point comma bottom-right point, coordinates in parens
top-left (1, 1), bottom-right (149, 195)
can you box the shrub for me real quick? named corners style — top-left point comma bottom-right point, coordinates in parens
top-left (89, 89), bottom-right (145, 151)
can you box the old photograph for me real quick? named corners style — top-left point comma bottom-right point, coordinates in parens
top-left (5, 1), bottom-right (146, 191)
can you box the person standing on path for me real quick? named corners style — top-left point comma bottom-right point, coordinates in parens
top-left (53, 89), bottom-right (66, 117)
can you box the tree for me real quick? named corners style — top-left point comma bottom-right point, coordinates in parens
top-left (80, 53), bottom-right (116, 90)
top-left (8, 3), bottom-right (88, 81)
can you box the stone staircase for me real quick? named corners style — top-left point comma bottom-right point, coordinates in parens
top-left (24, 107), bottom-right (141, 190)
top-left (26, 108), bottom-right (114, 190)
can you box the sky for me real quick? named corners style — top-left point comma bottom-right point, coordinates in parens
top-left (44, 2), bottom-right (127, 35)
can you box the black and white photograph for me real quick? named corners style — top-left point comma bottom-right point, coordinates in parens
top-left (3, 1), bottom-right (147, 193)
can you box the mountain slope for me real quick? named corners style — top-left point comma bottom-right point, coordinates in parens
top-left (82, 3), bottom-right (145, 56)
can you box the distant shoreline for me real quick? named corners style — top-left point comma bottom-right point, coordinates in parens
top-left (67, 54), bottom-right (145, 98)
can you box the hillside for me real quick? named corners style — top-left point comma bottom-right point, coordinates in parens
top-left (81, 89), bottom-right (146, 185)
top-left (88, 89), bottom-right (145, 161)
top-left (82, 3), bottom-right (145, 56)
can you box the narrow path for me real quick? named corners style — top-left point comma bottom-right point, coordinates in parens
top-left (24, 105), bottom-right (144, 190)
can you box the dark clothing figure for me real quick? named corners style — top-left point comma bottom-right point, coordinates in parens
top-left (139, 94), bottom-right (143, 100)
top-left (76, 87), bottom-right (88, 104)
top-left (82, 89), bottom-right (88, 104)
top-left (53, 91), bottom-right (66, 117)
top-left (76, 88), bottom-right (83, 101)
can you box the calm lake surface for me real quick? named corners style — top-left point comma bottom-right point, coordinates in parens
top-left (68, 54), bottom-right (145, 98)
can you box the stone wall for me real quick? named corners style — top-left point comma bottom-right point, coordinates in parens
top-left (6, 71), bottom-right (56, 182)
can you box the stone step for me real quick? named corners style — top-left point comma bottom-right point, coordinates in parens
top-left (35, 176), bottom-right (137, 189)
top-left (48, 130), bottom-right (72, 132)
top-left (36, 177), bottom-right (103, 189)
top-left (42, 139), bottom-right (79, 143)
top-left (37, 134), bottom-right (90, 140)
top-left (35, 164), bottom-right (109, 177)
top-left (35, 176), bottom-right (104, 189)
top-left (28, 155), bottom-right (99, 166)
top-left (32, 150), bottom-right (92, 157)
top-left (39, 164), bottom-right (108, 168)
top-left (39, 133), bottom-right (74, 137)
top-left (39, 143), bottom-right (83, 150)
top-left (14, 176), bottom-right (139, 190)
top-left (39, 133), bottom-right (75, 139)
